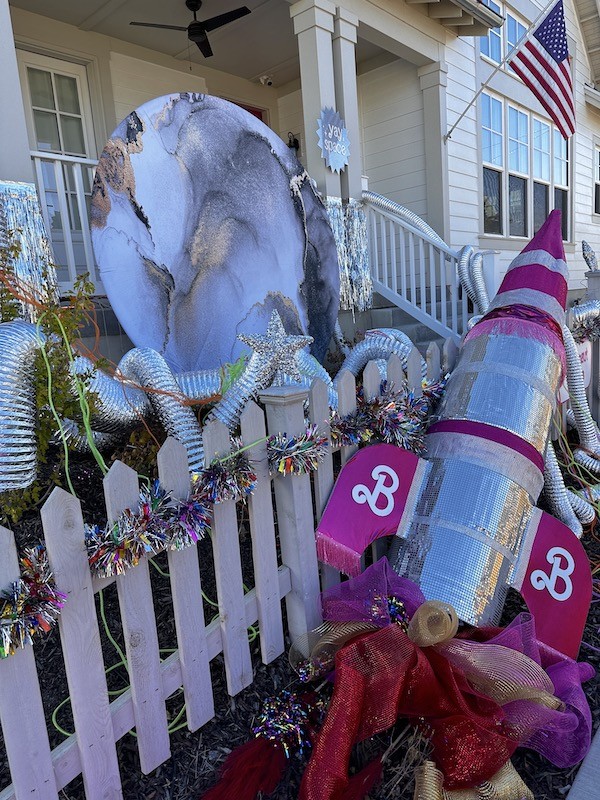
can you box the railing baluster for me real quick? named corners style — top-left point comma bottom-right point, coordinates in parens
top-left (440, 250), bottom-right (447, 329)
top-left (52, 159), bottom-right (78, 284)
top-left (428, 243), bottom-right (436, 321)
top-left (380, 214), bottom-right (388, 289)
top-left (408, 232), bottom-right (416, 305)
top-left (32, 157), bottom-right (53, 240)
top-left (450, 256), bottom-right (459, 335)
top-left (419, 238), bottom-right (426, 313)
top-left (390, 221), bottom-right (397, 296)
top-left (399, 225), bottom-right (407, 299)
top-left (72, 161), bottom-right (96, 285)
top-left (371, 208), bottom-right (380, 283)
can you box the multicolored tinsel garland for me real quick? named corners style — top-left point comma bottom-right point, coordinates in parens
top-left (268, 425), bottom-right (329, 475)
top-left (571, 320), bottom-right (600, 343)
top-left (85, 428), bottom-right (330, 578)
top-left (330, 378), bottom-right (446, 453)
top-left (0, 544), bottom-right (66, 658)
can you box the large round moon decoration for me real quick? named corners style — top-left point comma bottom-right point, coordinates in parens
top-left (91, 93), bottom-right (340, 372)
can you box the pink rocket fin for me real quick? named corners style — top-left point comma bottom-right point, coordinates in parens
top-left (316, 444), bottom-right (428, 576)
top-left (511, 508), bottom-right (592, 659)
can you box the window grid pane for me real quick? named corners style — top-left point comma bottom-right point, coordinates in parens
top-left (509, 175), bottom-right (527, 236)
top-left (533, 120), bottom-right (550, 181)
top-left (482, 94), bottom-right (503, 167)
top-left (508, 107), bottom-right (528, 173)
top-left (483, 168), bottom-right (503, 234)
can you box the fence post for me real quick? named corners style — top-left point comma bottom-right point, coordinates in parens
top-left (157, 437), bottom-right (215, 730)
top-left (103, 460), bottom-right (171, 774)
top-left (0, 526), bottom-right (59, 799)
top-left (406, 347), bottom-right (423, 396)
top-left (260, 386), bottom-right (323, 641)
top-left (41, 488), bottom-right (122, 799)
top-left (336, 369), bottom-right (358, 465)
top-left (202, 418), bottom-right (253, 695)
top-left (386, 352), bottom-right (405, 389)
top-left (309, 378), bottom-right (339, 589)
top-left (362, 360), bottom-right (381, 400)
top-left (426, 341), bottom-right (441, 381)
top-left (442, 337), bottom-right (459, 374)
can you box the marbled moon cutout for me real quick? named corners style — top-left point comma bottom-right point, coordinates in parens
top-left (91, 92), bottom-right (339, 371)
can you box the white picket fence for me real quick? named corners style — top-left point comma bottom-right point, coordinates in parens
top-left (0, 342), bottom-right (455, 800)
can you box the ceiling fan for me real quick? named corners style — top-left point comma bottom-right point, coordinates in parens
top-left (130, 0), bottom-right (251, 58)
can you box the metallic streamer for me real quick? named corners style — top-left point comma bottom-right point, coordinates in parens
top-left (0, 181), bottom-right (59, 321)
top-left (326, 197), bottom-right (371, 312)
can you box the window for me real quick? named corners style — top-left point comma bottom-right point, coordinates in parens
top-left (481, 93), bottom-right (569, 239)
top-left (480, 5), bottom-right (528, 72)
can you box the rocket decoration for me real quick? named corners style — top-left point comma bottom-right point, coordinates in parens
top-left (317, 211), bottom-right (592, 658)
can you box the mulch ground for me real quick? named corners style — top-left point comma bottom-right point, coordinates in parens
top-left (1, 450), bottom-right (599, 800)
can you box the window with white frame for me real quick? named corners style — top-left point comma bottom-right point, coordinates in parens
top-left (594, 147), bottom-right (600, 215)
top-left (482, 92), bottom-right (569, 240)
top-left (480, 3), bottom-right (528, 68)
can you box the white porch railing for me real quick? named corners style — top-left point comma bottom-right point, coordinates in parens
top-left (30, 151), bottom-right (102, 294)
top-left (363, 194), bottom-right (470, 342)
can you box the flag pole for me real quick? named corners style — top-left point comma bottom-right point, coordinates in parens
top-left (443, 0), bottom-right (558, 143)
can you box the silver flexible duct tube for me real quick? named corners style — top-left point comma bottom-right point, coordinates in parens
top-left (117, 348), bottom-right (204, 472)
top-left (573, 448), bottom-right (600, 474)
top-left (469, 251), bottom-right (490, 315)
top-left (575, 483), bottom-right (600, 502)
top-left (457, 245), bottom-right (478, 310)
top-left (362, 191), bottom-right (447, 248)
top-left (0, 320), bottom-right (45, 490)
top-left (567, 489), bottom-right (596, 526)
top-left (563, 325), bottom-right (600, 453)
top-left (334, 328), bottom-right (426, 386)
top-left (176, 368), bottom-right (221, 400)
top-left (72, 355), bottom-right (150, 434)
top-left (542, 441), bottom-right (583, 537)
top-left (59, 417), bottom-right (122, 453)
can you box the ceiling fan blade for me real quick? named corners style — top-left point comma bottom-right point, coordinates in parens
top-left (196, 37), bottom-right (214, 58)
top-left (130, 22), bottom-right (187, 31)
top-left (202, 7), bottom-right (251, 33)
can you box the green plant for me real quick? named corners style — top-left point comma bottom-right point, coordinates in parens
top-left (0, 236), bottom-right (100, 523)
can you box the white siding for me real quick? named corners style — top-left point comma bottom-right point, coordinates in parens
top-left (358, 59), bottom-right (427, 220)
top-left (109, 53), bottom-right (208, 124)
top-left (277, 88), bottom-right (305, 165)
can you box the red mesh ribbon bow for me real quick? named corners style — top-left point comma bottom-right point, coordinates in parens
top-left (299, 624), bottom-right (516, 800)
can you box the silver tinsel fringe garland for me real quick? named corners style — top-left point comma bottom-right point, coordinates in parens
top-left (326, 197), bottom-right (372, 313)
top-left (0, 181), bottom-right (59, 321)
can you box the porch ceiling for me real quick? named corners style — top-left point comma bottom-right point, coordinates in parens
top-left (8, 0), bottom-right (384, 87)
top-left (574, 0), bottom-right (600, 87)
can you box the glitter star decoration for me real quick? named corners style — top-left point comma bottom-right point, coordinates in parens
top-left (238, 310), bottom-right (313, 382)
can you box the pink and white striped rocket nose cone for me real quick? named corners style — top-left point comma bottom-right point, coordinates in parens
top-left (486, 209), bottom-right (568, 325)
top-left (392, 211), bottom-right (569, 626)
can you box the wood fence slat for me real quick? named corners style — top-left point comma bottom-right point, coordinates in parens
top-left (442, 337), bottom-right (460, 374)
top-left (309, 379), bottom-right (340, 589)
top-left (0, 526), bottom-right (59, 799)
top-left (260, 387), bottom-right (323, 642)
top-left (202, 419), bottom-right (253, 695)
top-left (336, 369), bottom-right (358, 465)
top-left (0, 568), bottom-right (294, 800)
top-left (41, 488), bottom-right (123, 799)
top-left (386, 352), bottom-right (405, 389)
top-left (363, 359), bottom-right (381, 400)
top-left (157, 438), bottom-right (215, 731)
top-left (406, 347), bottom-right (423, 397)
top-left (103, 461), bottom-right (171, 774)
top-left (426, 341), bottom-right (441, 381)
top-left (240, 401), bottom-right (285, 664)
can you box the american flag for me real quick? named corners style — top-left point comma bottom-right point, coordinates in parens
top-left (508, 0), bottom-right (575, 139)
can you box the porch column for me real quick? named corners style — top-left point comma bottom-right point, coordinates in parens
top-left (0, 0), bottom-right (34, 182)
top-left (418, 61), bottom-right (449, 241)
top-left (290, 0), bottom-right (341, 197)
top-left (332, 7), bottom-right (362, 201)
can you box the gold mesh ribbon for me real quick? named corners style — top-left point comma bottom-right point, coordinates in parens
top-left (407, 601), bottom-right (459, 647)
top-left (289, 621), bottom-right (379, 677)
top-left (413, 760), bottom-right (534, 800)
